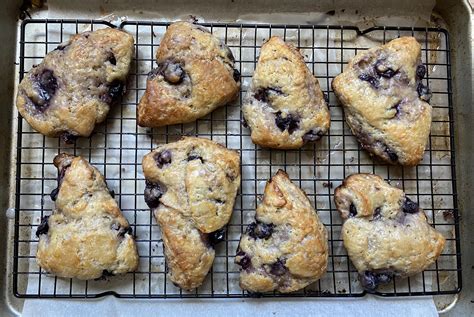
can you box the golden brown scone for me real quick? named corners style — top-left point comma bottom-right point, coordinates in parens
top-left (334, 174), bottom-right (445, 291)
top-left (137, 22), bottom-right (240, 127)
top-left (242, 36), bottom-right (330, 149)
top-left (142, 137), bottom-right (240, 289)
top-left (332, 37), bottom-right (432, 166)
top-left (36, 154), bottom-right (139, 280)
top-left (235, 170), bottom-right (328, 293)
top-left (16, 28), bottom-right (134, 143)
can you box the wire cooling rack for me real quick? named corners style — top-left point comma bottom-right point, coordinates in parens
top-left (13, 19), bottom-right (461, 299)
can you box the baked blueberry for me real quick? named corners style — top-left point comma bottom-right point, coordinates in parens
top-left (358, 73), bottom-right (379, 88)
top-left (275, 111), bottom-right (299, 134)
top-left (416, 65), bottom-right (426, 79)
top-left (144, 181), bottom-right (164, 209)
top-left (402, 197), bottom-right (419, 214)
top-left (236, 251), bottom-right (252, 270)
top-left (269, 259), bottom-right (288, 276)
top-left (246, 221), bottom-right (275, 240)
top-left (36, 216), bottom-right (50, 237)
top-left (161, 62), bottom-right (185, 85)
top-left (302, 129), bottom-right (324, 143)
top-left (349, 203), bottom-right (357, 217)
top-left (202, 228), bottom-right (226, 248)
top-left (154, 150), bottom-right (172, 168)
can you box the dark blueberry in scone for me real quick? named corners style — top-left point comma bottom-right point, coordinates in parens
top-left (245, 221), bottom-right (275, 240)
top-left (138, 22), bottom-right (240, 127)
top-left (274, 111), bottom-right (300, 134)
top-left (302, 129), bottom-right (324, 142)
top-left (402, 197), bottom-right (419, 214)
top-left (144, 181), bottom-right (164, 209)
top-left (334, 174), bottom-right (446, 291)
top-left (332, 37), bottom-right (432, 166)
top-left (236, 170), bottom-right (328, 293)
top-left (201, 228), bottom-right (226, 248)
top-left (242, 36), bottom-right (330, 149)
top-left (154, 150), bottom-right (172, 168)
top-left (360, 271), bottom-right (394, 291)
top-left (349, 203), bottom-right (357, 217)
top-left (102, 80), bottom-right (125, 104)
top-left (142, 137), bottom-right (241, 290)
top-left (187, 154), bottom-right (204, 162)
top-left (269, 259), bottom-right (288, 276)
top-left (236, 252), bottom-right (252, 270)
top-left (36, 216), bottom-right (50, 237)
top-left (158, 61), bottom-right (185, 85)
top-left (16, 28), bottom-right (134, 141)
top-left (60, 132), bottom-right (78, 144)
top-left (50, 188), bottom-right (59, 201)
top-left (36, 153), bottom-right (138, 280)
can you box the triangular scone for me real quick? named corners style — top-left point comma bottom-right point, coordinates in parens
top-left (16, 28), bottom-right (134, 142)
top-left (242, 36), bottom-right (330, 149)
top-left (334, 174), bottom-right (445, 291)
top-left (137, 22), bottom-right (240, 127)
top-left (235, 170), bottom-right (328, 293)
top-left (36, 154), bottom-right (139, 280)
top-left (142, 137), bottom-right (240, 289)
top-left (332, 37), bottom-right (432, 166)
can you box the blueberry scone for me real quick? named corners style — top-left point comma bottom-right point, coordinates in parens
top-left (142, 137), bottom-right (240, 289)
top-left (242, 36), bottom-right (330, 149)
top-left (36, 154), bottom-right (139, 280)
top-left (17, 28), bottom-right (134, 143)
top-left (334, 174), bottom-right (445, 291)
top-left (235, 170), bottom-right (328, 293)
top-left (137, 22), bottom-right (240, 127)
top-left (332, 37), bottom-right (432, 166)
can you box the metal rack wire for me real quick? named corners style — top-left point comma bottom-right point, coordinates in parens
top-left (13, 19), bottom-right (461, 299)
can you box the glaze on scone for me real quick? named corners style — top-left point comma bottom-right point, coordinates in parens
top-left (137, 22), bottom-right (240, 127)
top-left (235, 170), bottom-right (328, 293)
top-left (242, 36), bottom-right (330, 149)
top-left (142, 137), bottom-right (240, 289)
top-left (36, 154), bottom-right (139, 280)
top-left (17, 28), bottom-right (134, 142)
top-left (332, 37), bottom-right (432, 166)
top-left (334, 174), bottom-right (445, 291)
